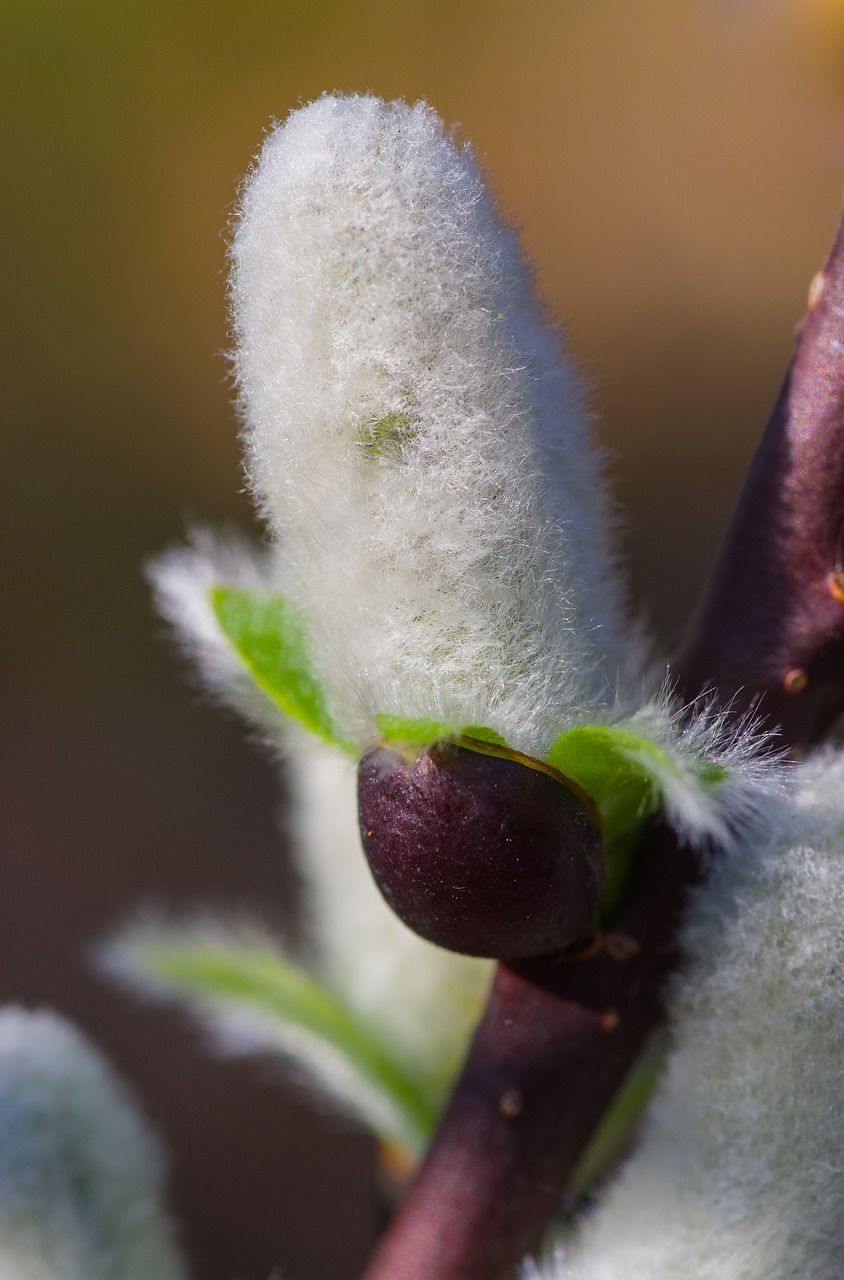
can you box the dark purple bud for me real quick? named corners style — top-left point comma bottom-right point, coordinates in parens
top-left (357, 742), bottom-right (604, 960)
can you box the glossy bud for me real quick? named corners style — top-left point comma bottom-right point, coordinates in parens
top-left (357, 742), bottom-right (604, 960)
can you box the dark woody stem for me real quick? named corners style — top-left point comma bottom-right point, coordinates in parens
top-left (361, 205), bottom-right (844, 1280)
top-left (676, 211), bottom-right (844, 745)
top-left (363, 824), bottom-right (689, 1280)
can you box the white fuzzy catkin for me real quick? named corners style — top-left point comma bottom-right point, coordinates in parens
top-left (232, 93), bottom-right (628, 758)
top-left (531, 748), bottom-right (844, 1280)
top-left (0, 1008), bottom-right (185, 1280)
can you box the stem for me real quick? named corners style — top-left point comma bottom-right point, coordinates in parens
top-left (361, 203), bottom-right (844, 1280)
top-left (363, 825), bottom-right (691, 1280)
top-left (676, 214), bottom-right (844, 747)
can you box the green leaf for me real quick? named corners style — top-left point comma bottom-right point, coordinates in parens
top-left (461, 725), bottom-right (508, 746)
top-left (375, 714), bottom-right (461, 746)
top-left (548, 724), bottom-right (729, 845)
top-left (124, 933), bottom-right (437, 1156)
top-left (547, 726), bottom-right (673, 843)
top-left (375, 714), bottom-right (507, 749)
top-left (210, 586), bottom-right (356, 754)
top-left (548, 724), bottom-right (730, 915)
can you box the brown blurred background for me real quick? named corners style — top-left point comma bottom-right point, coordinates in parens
top-left (2, 2), bottom-right (844, 1277)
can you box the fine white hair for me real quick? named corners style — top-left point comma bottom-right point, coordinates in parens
top-left (232, 93), bottom-right (629, 758)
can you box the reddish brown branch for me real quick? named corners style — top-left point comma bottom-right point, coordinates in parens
top-left (361, 205), bottom-right (844, 1280)
top-left (363, 824), bottom-right (691, 1280)
top-left (676, 214), bottom-right (844, 746)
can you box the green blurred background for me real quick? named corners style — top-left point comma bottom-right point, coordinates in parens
top-left (3, 2), bottom-right (844, 1277)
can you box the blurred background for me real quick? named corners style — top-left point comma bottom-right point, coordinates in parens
top-left (3, 1), bottom-right (844, 1276)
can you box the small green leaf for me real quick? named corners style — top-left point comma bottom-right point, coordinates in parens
top-left (125, 935), bottom-right (437, 1156)
top-left (210, 586), bottom-right (356, 754)
top-left (547, 726), bottom-right (672, 843)
top-left (699, 760), bottom-right (729, 785)
top-left (461, 725), bottom-right (508, 747)
top-left (374, 714), bottom-right (507, 750)
top-left (375, 714), bottom-right (461, 746)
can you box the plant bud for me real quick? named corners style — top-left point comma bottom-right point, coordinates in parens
top-left (358, 742), bottom-right (604, 960)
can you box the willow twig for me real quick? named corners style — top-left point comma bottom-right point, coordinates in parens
top-left (361, 204), bottom-right (844, 1280)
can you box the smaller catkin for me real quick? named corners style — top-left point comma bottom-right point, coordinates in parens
top-left (0, 1008), bottom-right (186, 1280)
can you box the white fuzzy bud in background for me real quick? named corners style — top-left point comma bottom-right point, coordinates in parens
top-left (0, 1008), bottom-right (186, 1280)
top-left (532, 748), bottom-right (844, 1280)
top-left (232, 93), bottom-right (629, 758)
